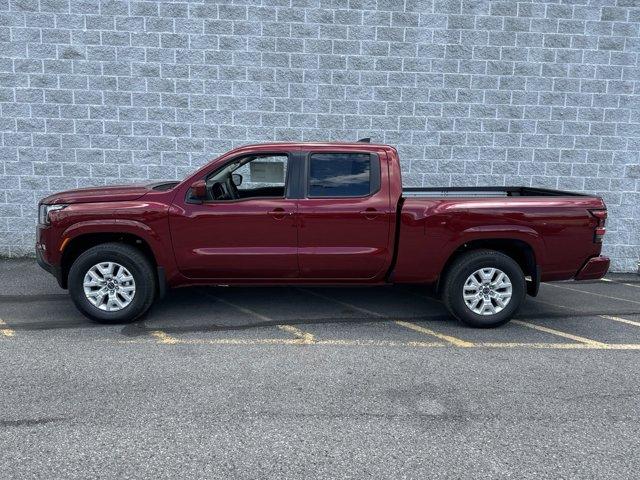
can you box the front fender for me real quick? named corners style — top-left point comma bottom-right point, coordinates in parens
top-left (60, 219), bottom-right (171, 269)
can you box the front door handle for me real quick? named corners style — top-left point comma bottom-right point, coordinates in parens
top-left (359, 208), bottom-right (381, 220)
top-left (268, 208), bottom-right (291, 220)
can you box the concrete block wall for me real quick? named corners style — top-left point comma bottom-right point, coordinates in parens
top-left (0, 0), bottom-right (638, 271)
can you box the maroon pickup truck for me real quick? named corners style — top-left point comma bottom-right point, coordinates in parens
top-left (36, 140), bottom-right (609, 327)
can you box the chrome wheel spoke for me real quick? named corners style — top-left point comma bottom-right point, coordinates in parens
top-left (469, 297), bottom-right (482, 310)
top-left (480, 268), bottom-right (495, 283)
top-left (116, 271), bottom-right (133, 283)
top-left (467, 275), bottom-right (481, 288)
top-left (87, 270), bottom-right (103, 283)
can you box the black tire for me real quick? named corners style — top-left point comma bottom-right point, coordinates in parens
top-left (441, 249), bottom-right (526, 328)
top-left (68, 243), bottom-right (156, 323)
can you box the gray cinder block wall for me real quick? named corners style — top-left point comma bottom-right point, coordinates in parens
top-left (0, 0), bottom-right (638, 271)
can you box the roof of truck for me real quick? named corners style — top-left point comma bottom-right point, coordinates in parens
top-left (237, 140), bottom-right (392, 149)
top-left (234, 142), bottom-right (393, 151)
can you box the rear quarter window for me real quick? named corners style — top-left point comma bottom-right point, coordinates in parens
top-left (307, 152), bottom-right (380, 198)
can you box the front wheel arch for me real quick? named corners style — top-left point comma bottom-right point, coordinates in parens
top-left (60, 233), bottom-right (157, 289)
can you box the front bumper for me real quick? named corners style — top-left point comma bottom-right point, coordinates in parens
top-left (36, 244), bottom-right (64, 288)
top-left (575, 256), bottom-right (610, 281)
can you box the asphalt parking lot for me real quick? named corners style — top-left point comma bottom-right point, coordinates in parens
top-left (1, 259), bottom-right (639, 479)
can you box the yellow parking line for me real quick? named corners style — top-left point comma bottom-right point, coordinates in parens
top-left (394, 320), bottom-right (474, 347)
top-left (601, 278), bottom-right (640, 289)
top-left (545, 283), bottom-right (640, 305)
top-left (479, 342), bottom-right (596, 349)
top-left (477, 342), bottom-right (640, 350)
top-left (211, 294), bottom-right (316, 342)
top-left (0, 318), bottom-right (15, 337)
top-left (598, 315), bottom-right (640, 328)
top-left (317, 339), bottom-right (445, 347)
top-left (212, 295), bottom-right (272, 322)
top-left (512, 320), bottom-right (606, 346)
top-left (120, 337), bottom-right (640, 350)
top-left (300, 288), bottom-right (382, 317)
top-left (300, 288), bottom-right (472, 346)
top-left (531, 298), bottom-right (640, 328)
top-left (150, 330), bottom-right (179, 344)
top-left (156, 337), bottom-right (307, 346)
top-left (277, 324), bottom-right (315, 344)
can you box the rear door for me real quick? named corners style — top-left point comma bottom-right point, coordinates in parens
top-left (296, 148), bottom-right (393, 280)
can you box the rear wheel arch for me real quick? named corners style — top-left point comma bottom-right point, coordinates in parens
top-left (438, 238), bottom-right (539, 295)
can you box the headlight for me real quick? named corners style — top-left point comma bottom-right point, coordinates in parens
top-left (38, 204), bottom-right (67, 225)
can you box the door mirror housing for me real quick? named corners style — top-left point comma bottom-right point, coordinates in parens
top-left (232, 173), bottom-right (243, 187)
top-left (190, 180), bottom-right (207, 200)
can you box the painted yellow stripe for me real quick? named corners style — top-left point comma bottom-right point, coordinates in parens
top-left (479, 342), bottom-right (595, 349)
top-left (150, 330), bottom-right (178, 344)
top-left (477, 342), bottom-right (640, 350)
top-left (601, 278), bottom-right (640, 289)
top-left (300, 288), bottom-right (472, 346)
top-left (317, 339), bottom-right (445, 347)
top-left (0, 318), bottom-right (15, 337)
top-left (531, 298), bottom-right (640, 328)
top-left (277, 324), bottom-right (315, 344)
top-left (598, 315), bottom-right (640, 328)
top-left (121, 337), bottom-right (640, 350)
top-left (394, 320), bottom-right (474, 347)
top-left (212, 295), bottom-right (272, 322)
top-left (545, 282), bottom-right (640, 305)
top-left (512, 320), bottom-right (606, 346)
top-left (300, 288), bottom-right (381, 317)
top-left (211, 294), bottom-right (316, 342)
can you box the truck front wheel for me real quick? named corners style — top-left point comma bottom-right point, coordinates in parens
top-left (442, 250), bottom-right (526, 328)
top-left (68, 243), bottom-right (156, 323)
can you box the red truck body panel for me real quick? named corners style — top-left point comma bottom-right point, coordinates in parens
top-left (36, 142), bottom-right (609, 290)
top-left (393, 196), bottom-right (605, 283)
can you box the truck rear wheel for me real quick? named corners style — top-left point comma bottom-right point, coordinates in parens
top-left (442, 249), bottom-right (526, 328)
top-left (68, 243), bottom-right (156, 323)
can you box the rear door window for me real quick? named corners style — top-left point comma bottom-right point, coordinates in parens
top-left (307, 153), bottom-right (379, 198)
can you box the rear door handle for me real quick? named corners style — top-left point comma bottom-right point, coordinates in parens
top-left (268, 208), bottom-right (292, 220)
top-left (359, 208), bottom-right (381, 220)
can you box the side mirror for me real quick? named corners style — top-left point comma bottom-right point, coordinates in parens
top-left (232, 173), bottom-right (243, 187)
top-left (190, 179), bottom-right (207, 200)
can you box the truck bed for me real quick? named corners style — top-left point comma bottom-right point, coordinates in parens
top-left (402, 186), bottom-right (590, 198)
top-left (393, 187), bottom-right (605, 284)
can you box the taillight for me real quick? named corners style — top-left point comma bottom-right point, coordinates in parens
top-left (589, 209), bottom-right (607, 243)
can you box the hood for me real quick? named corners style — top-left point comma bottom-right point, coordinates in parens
top-left (40, 183), bottom-right (156, 205)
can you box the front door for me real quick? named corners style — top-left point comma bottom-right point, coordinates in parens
top-left (169, 153), bottom-right (299, 279)
top-left (296, 149), bottom-right (393, 280)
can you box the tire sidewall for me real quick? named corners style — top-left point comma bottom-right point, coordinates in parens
top-left (447, 254), bottom-right (525, 328)
top-left (68, 247), bottom-right (154, 323)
